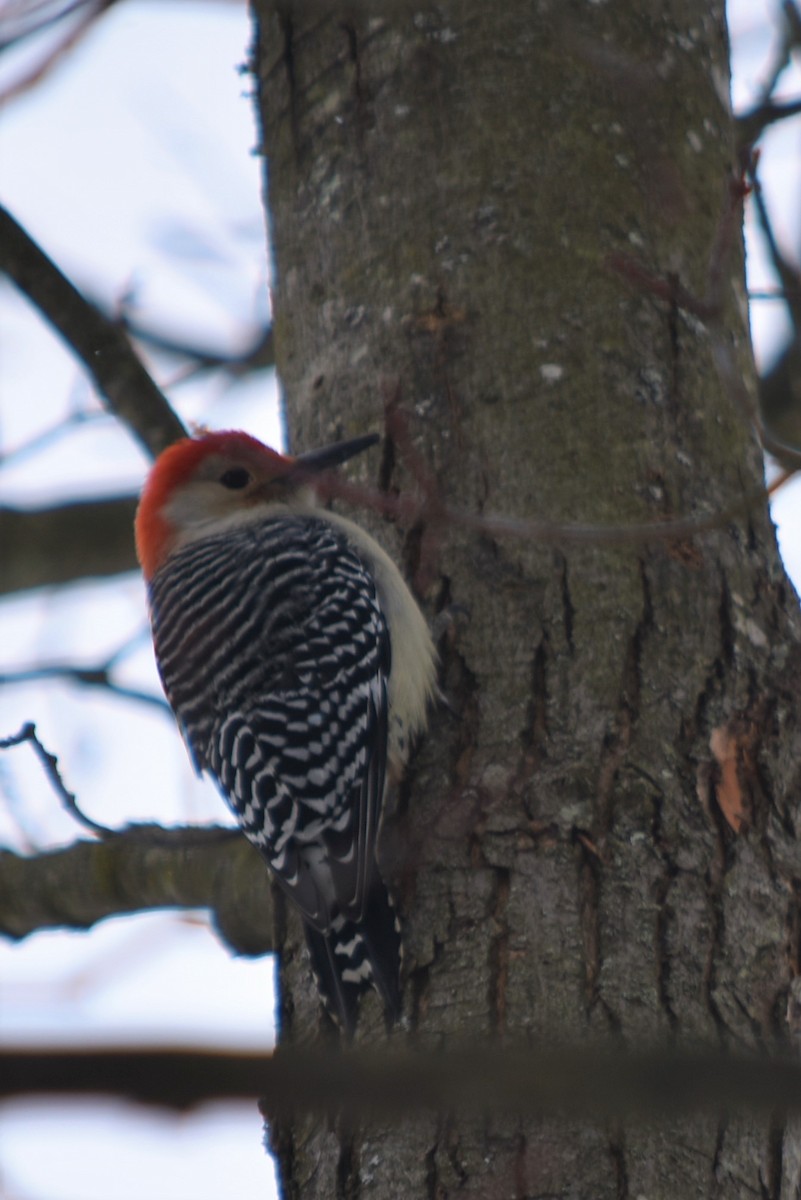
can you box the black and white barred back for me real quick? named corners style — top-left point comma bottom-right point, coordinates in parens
top-left (148, 515), bottom-right (401, 1032)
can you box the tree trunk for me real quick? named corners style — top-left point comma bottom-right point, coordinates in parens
top-left (251, 2), bottom-right (801, 1195)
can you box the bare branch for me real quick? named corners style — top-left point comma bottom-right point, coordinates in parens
top-left (120, 314), bottom-right (275, 380)
top-left (607, 158), bottom-right (753, 323)
top-left (746, 158), bottom-right (801, 343)
top-left (714, 336), bottom-right (801, 470)
top-left (0, 0), bottom-right (101, 47)
top-left (0, 826), bottom-right (273, 955)
top-left (0, 203), bottom-right (186, 458)
top-left (3, 1042), bottom-right (801, 1119)
top-left (0, 0), bottom-right (120, 105)
top-left (759, 0), bottom-right (801, 105)
top-left (0, 404), bottom-right (102, 468)
top-left (316, 453), bottom-right (768, 552)
top-left (1, 462), bottom-right (766, 610)
top-left (0, 496), bottom-right (138, 595)
top-left (0, 666), bottom-right (171, 715)
top-left (738, 97), bottom-right (801, 145)
top-left (1, 722), bottom-right (112, 836)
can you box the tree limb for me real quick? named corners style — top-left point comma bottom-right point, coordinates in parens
top-left (0, 496), bottom-right (138, 595)
top-left (0, 827), bottom-right (275, 956)
top-left (4, 1043), bottom-right (801, 1119)
top-left (0, 0), bottom-right (120, 105)
top-left (0, 203), bottom-right (186, 458)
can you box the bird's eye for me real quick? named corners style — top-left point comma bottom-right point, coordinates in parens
top-left (219, 467), bottom-right (251, 490)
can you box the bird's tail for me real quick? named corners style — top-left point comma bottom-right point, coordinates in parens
top-left (303, 883), bottom-right (402, 1035)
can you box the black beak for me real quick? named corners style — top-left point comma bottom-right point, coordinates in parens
top-left (294, 433), bottom-right (379, 473)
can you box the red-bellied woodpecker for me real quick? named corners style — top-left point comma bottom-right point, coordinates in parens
top-left (135, 429), bottom-right (437, 1033)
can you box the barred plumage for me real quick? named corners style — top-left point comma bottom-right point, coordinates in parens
top-left (136, 430), bottom-right (436, 1034)
top-left (149, 518), bottom-right (398, 1025)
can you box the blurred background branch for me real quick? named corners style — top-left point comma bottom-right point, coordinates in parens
top-left (5, 1042), bottom-right (801, 1119)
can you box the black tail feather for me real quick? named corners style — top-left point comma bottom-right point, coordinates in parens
top-left (303, 884), bottom-right (402, 1034)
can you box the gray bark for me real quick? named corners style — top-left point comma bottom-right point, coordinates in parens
top-left (0, 828), bottom-right (274, 956)
top-left (252, 2), bottom-right (801, 1195)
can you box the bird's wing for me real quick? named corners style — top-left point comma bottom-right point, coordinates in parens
top-left (208, 667), bottom-right (389, 931)
top-left (149, 517), bottom-right (391, 930)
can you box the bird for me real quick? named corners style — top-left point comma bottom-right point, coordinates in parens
top-left (135, 428), bottom-right (437, 1033)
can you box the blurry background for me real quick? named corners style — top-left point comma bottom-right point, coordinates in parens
top-left (0, 1), bottom-right (799, 1196)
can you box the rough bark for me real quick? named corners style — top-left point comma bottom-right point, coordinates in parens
top-left (251, 2), bottom-right (801, 1196)
top-left (0, 827), bottom-right (274, 957)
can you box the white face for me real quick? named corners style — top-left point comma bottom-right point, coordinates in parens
top-left (164, 451), bottom-right (314, 538)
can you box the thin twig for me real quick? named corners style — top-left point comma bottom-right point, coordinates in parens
top-left (0, 0), bottom-right (119, 106)
top-left (0, 407), bottom-right (101, 468)
top-left (317, 466), bottom-right (766, 550)
top-left (0, 723), bottom-right (113, 837)
top-left (608, 157), bottom-right (754, 323)
top-left (768, 466), bottom-right (799, 495)
top-left (0, 666), bottom-right (171, 715)
top-left (746, 159), bottom-right (801, 342)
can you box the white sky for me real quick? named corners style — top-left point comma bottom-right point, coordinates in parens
top-left (0, 1), bottom-right (800, 1198)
